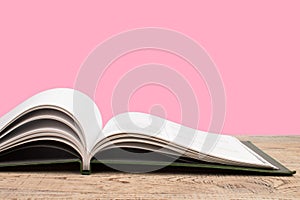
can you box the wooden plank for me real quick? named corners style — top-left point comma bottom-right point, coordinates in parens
top-left (0, 136), bottom-right (299, 199)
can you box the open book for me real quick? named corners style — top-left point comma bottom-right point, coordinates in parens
top-left (0, 88), bottom-right (295, 175)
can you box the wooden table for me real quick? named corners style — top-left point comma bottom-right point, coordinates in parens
top-left (0, 136), bottom-right (299, 199)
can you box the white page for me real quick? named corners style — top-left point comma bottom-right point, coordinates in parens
top-left (0, 88), bottom-right (102, 152)
top-left (102, 112), bottom-right (277, 169)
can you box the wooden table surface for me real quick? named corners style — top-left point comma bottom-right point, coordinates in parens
top-left (0, 136), bottom-right (299, 199)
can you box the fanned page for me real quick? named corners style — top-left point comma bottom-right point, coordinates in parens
top-left (99, 112), bottom-right (277, 169)
top-left (0, 88), bottom-right (103, 170)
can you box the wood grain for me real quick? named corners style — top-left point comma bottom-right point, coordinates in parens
top-left (0, 136), bottom-right (299, 199)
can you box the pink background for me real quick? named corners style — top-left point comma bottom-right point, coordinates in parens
top-left (0, 1), bottom-right (299, 135)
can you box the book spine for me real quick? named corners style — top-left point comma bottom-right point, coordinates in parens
top-left (79, 156), bottom-right (91, 175)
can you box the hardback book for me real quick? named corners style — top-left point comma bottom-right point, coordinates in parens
top-left (0, 88), bottom-right (295, 175)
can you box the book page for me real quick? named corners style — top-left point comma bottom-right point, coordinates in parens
top-left (0, 88), bottom-right (102, 152)
top-left (101, 112), bottom-right (276, 169)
